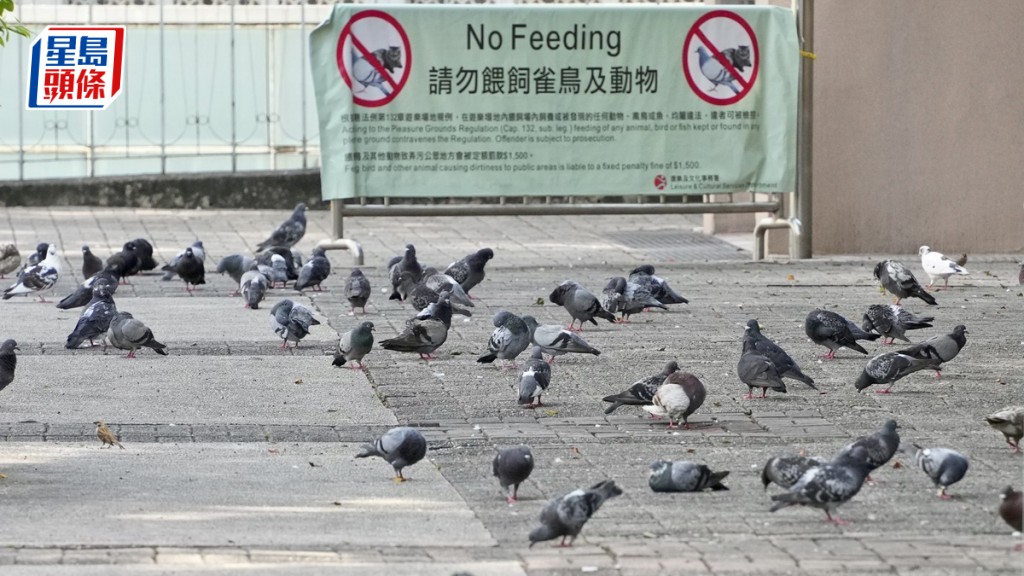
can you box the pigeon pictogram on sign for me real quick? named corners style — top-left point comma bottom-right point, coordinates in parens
top-left (682, 11), bottom-right (759, 106)
top-left (336, 10), bottom-right (412, 108)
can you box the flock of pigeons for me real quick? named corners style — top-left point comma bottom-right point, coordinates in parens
top-left (0, 208), bottom-right (1021, 549)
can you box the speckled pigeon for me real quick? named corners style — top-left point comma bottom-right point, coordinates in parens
top-left (492, 445), bottom-right (534, 504)
top-left (602, 360), bottom-right (679, 414)
top-left (628, 264), bottom-right (688, 305)
top-left (895, 325), bottom-right (968, 378)
top-left (65, 283), bottom-right (116, 349)
top-left (854, 351), bottom-right (933, 394)
top-left (860, 304), bottom-right (933, 345)
top-left (528, 480), bottom-right (622, 547)
top-left (761, 454), bottom-right (826, 491)
top-left (873, 260), bottom-right (936, 306)
top-left (355, 426), bottom-right (427, 482)
top-left (217, 254), bottom-right (256, 288)
top-left (256, 202), bottom-right (307, 251)
top-left (388, 244), bottom-right (423, 302)
top-left (4, 244), bottom-right (61, 302)
top-left (836, 420), bottom-right (900, 479)
top-left (648, 460), bottom-right (728, 492)
top-left (769, 445), bottom-right (873, 525)
top-left (805, 308), bottom-right (880, 359)
top-left (381, 292), bottom-right (451, 360)
top-left (517, 347), bottom-right (552, 407)
top-left (269, 299), bottom-right (320, 349)
top-left (444, 248), bottom-right (493, 295)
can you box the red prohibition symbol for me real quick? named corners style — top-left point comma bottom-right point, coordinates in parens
top-left (337, 10), bottom-right (412, 108)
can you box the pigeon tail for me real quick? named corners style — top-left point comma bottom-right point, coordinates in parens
top-left (595, 309), bottom-right (617, 324)
top-left (709, 471), bottom-right (730, 491)
top-left (787, 370), bottom-right (816, 389)
top-left (846, 342), bottom-right (870, 355)
top-left (912, 287), bottom-right (938, 306)
top-left (601, 391), bottom-right (647, 413)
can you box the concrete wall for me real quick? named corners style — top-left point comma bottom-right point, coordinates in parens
top-left (812, 0), bottom-right (1024, 254)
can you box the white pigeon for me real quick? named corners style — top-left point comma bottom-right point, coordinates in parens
top-left (919, 246), bottom-right (968, 290)
top-left (2, 244), bottom-right (61, 302)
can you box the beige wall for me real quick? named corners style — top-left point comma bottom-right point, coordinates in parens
top-left (812, 0), bottom-right (1024, 254)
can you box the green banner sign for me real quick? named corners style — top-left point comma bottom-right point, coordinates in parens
top-left (311, 5), bottom-right (798, 200)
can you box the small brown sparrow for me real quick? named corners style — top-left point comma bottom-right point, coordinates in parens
top-left (95, 420), bottom-right (124, 449)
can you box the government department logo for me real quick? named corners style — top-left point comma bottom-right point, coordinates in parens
top-left (26, 26), bottom-right (125, 110)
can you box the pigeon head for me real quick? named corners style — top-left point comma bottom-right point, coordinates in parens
top-left (81, 245), bottom-right (91, 253)
top-left (192, 240), bottom-right (204, 249)
top-left (359, 321), bottom-right (374, 332)
top-left (350, 268), bottom-right (365, 277)
top-left (92, 283), bottom-right (114, 299)
top-left (493, 310), bottom-right (514, 327)
top-left (0, 339), bottom-right (17, 353)
top-left (744, 319), bottom-right (762, 334)
top-left (521, 316), bottom-right (539, 335)
top-left (548, 284), bottom-right (570, 305)
top-left (527, 524), bottom-right (558, 548)
top-left (630, 264), bottom-right (655, 276)
top-left (114, 311), bottom-right (134, 322)
top-left (35, 243), bottom-right (49, 256)
top-left (648, 459), bottom-right (672, 478)
top-left (93, 420), bottom-right (105, 426)
top-left (854, 371), bottom-right (877, 393)
top-left (662, 361), bottom-right (680, 376)
top-left (604, 276), bottom-right (626, 293)
top-left (404, 244), bottom-right (416, 256)
top-left (184, 248), bottom-right (195, 259)
top-left (872, 261), bottom-right (885, 280)
top-left (46, 244), bottom-right (58, 257)
top-left (294, 202), bottom-right (307, 213)
top-left (883, 420), bottom-right (900, 432)
top-left (123, 241), bottom-right (137, 253)
top-left (953, 325), bottom-right (968, 336)
top-left (1001, 486), bottom-right (1017, 501)
top-left (474, 248), bottom-right (494, 262)
top-left (312, 247), bottom-right (326, 258)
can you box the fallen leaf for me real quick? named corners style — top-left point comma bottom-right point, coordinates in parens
top-left (0, 473), bottom-right (7, 479)
top-left (891, 460), bottom-right (903, 469)
top-left (786, 274), bottom-right (795, 281)
top-left (534, 297), bottom-right (545, 306)
top-left (543, 409), bottom-right (559, 416)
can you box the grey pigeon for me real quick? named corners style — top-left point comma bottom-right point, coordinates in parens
top-left (355, 426), bottom-right (427, 482)
top-left (0, 339), bottom-right (17, 393)
top-left (742, 320), bottom-right (816, 389)
top-left (412, 290), bottom-right (457, 326)
top-left (422, 267), bottom-right (473, 308)
top-left (294, 247), bottom-right (331, 292)
top-left (333, 321), bottom-right (374, 370)
top-left (761, 454), bottom-right (827, 491)
top-left (240, 268), bottom-right (269, 309)
top-left (769, 445), bottom-right (873, 525)
top-left (216, 254), bottom-right (256, 288)
top-left (106, 242), bottom-right (139, 283)
top-left (106, 311), bottom-right (168, 358)
top-left (4, 244), bottom-right (61, 302)
top-left (130, 238), bottom-right (158, 272)
top-left (161, 240), bottom-right (205, 281)
top-left (517, 349), bottom-right (552, 407)
top-left (528, 480), bottom-right (622, 547)
top-left (737, 350), bottom-right (788, 399)
top-left (873, 260), bottom-right (937, 306)
top-left (492, 445), bottom-right (534, 504)
top-left (388, 244), bottom-right (423, 302)
top-left (860, 304), bottom-right (934, 345)
top-left (256, 247), bottom-right (300, 282)
top-left (81, 245), bottom-right (103, 279)
top-left (163, 247), bottom-right (205, 293)
top-left (643, 372), bottom-right (706, 429)
top-left (444, 248), bottom-right (493, 295)
top-left (477, 311), bottom-right (531, 368)
top-left (56, 263), bottom-right (122, 310)
top-left (649, 460), bottom-right (729, 492)
top-left (895, 324), bottom-right (968, 378)
top-left (269, 299), bottom-right (320, 349)
top-left (522, 316), bottom-right (601, 362)
top-left (804, 308), bottom-right (880, 359)
top-left (602, 360), bottom-right (679, 414)
top-left (628, 264), bottom-right (688, 305)
top-left (409, 279), bottom-right (472, 318)
top-left (548, 280), bottom-right (616, 331)
top-left (381, 292), bottom-right (451, 360)
top-left (618, 277), bottom-right (668, 322)
top-left (65, 284), bottom-right (117, 349)
top-left (919, 246), bottom-right (968, 290)
top-left (854, 351), bottom-right (933, 394)
top-left (600, 277), bottom-right (627, 316)
top-left (0, 244), bottom-right (21, 278)
top-left (256, 202), bottom-right (307, 251)
top-left (836, 419), bottom-right (900, 479)
top-left (985, 406), bottom-right (1024, 453)
top-left (345, 268), bottom-right (371, 315)
top-left (258, 254), bottom-right (290, 289)
top-left (913, 444), bottom-right (969, 499)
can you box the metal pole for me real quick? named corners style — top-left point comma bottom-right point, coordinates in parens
top-left (792, 0), bottom-right (813, 259)
top-left (159, 0), bottom-right (166, 174)
top-left (230, 0), bottom-right (237, 172)
top-left (88, 0), bottom-right (95, 177)
top-left (300, 1), bottom-right (308, 169)
top-left (18, 30), bottom-right (24, 180)
top-left (266, 4), bottom-right (274, 170)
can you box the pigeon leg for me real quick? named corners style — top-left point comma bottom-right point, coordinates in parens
top-left (893, 298), bottom-right (901, 305)
top-left (820, 350), bottom-right (835, 360)
top-left (36, 295), bottom-right (50, 303)
top-left (347, 307), bottom-right (355, 316)
top-left (761, 388), bottom-right (768, 398)
top-left (937, 487), bottom-right (952, 500)
top-left (278, 340), bottom-right (288, 350)
top-left (682, 422), bottom-right (693, 430)
top-left (824, 512), bottom-right (850, 526)
top-left (666, 421), bottom-right (678, 429)
top-left (875, 385), bottom-right (894, 394)
top-left (393, 474), bottom-right (406, 484)
top-left (361, 306), bottom-right (367, 314)
top-left (742, 391), bottom-right (755, 400)
top-left (546, 357), bottom-right (556, 365)
top-left (933, 371), bottom-right (942, 379)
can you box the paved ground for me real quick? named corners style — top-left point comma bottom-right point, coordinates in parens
top-left (0, 206), bottom-right (1021, 575)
